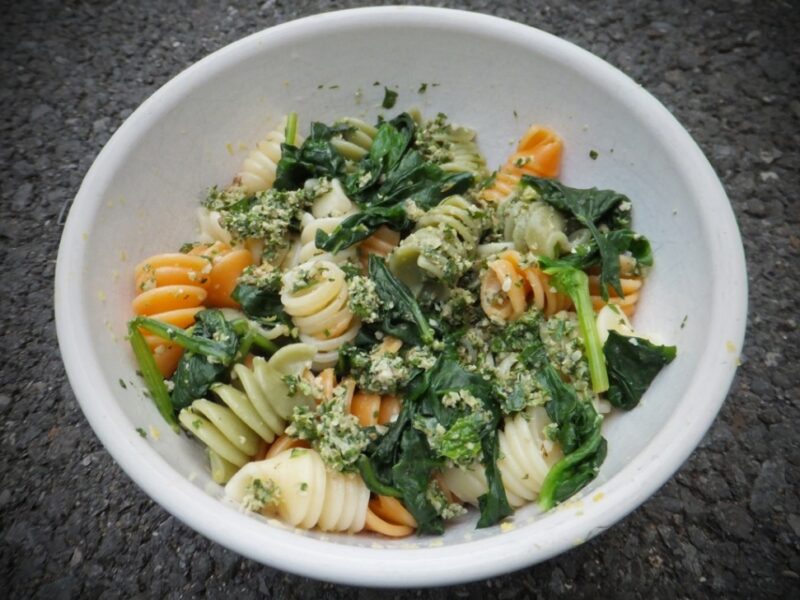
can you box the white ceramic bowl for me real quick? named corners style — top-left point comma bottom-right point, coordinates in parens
top-left (55, 6), bottom-right (747, 587)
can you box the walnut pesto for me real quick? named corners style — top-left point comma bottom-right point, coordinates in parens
top-left (346, 275), bottom-right (382, 323)
top-left (241, 478), bottom-right (281, 513)
top-left (286, 385), bottom-right (369, 473)
top-left (214, 186), bottom-right (318, 263)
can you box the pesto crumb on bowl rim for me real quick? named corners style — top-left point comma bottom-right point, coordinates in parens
top-left (55, 6), bottom-right (746, 587)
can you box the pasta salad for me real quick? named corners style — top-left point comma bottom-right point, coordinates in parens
top-left (127, 108), bottom-right (676, 537)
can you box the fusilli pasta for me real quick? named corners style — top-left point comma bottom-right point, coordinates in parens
top-left (389, 195), bottom-right (484, 294)
top-left (233, 117), bottom-right (303, 193)
top-left (481, 125), bottom-right (563, 202)
top-left (441, 406), bottom-right (562, 508)
top-left (178, 343), bottom-right (318, 482)
top-left (330, 117), bottom-right (379, 161)
top-left (498, 192), bottom-right (570, 258)
top-left (281, 259), bottom-right (360, 368)
top-left (480, 250), bottom-right (571, 322)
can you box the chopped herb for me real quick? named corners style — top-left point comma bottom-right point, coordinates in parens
top-left (589, 150), bottom-right (599, 160)
top-left (119, 378), bottom-right (127, 389)
top-left (418, 83), bottom-right (428, 93)
top-left (136, 427), bottom-right (147, 438)
top-left (680, 315), bottom-right (688, 329)
top-left (382, 87), bottom-right (398, 109)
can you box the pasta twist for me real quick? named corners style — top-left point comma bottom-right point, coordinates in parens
top-left (359, 226), bottom-right (401, 261)
top-left (132, 253), bottom-right (210, 376)
top-left (233, 117), bottom-right (303, 193)
top-left (440, 406), bottom-right (562, 508)
top-left (225, 369), bottom-right (414, 536)
top-left (187, 242), bottom-right (254, 309)
top-left (315, 366), bottom-right (403, 428)
top-left (498, 194), bottom-right (570, 258)
top-left (389, 195), bottom-right (484, 293)
top-left (417, 115), bottom-right (487, 176)
top-left (329, 117), bottom-right (379, 161)
top-left (481, 125), bottom-right (563, 202)
top-left (225, 448), bottom-right (371, 532)
top-left (178, 343), bottom-right (318, 482)
top-left (196, 207), bottom-right (233, 245)
top-left (590, 274), bottom-right (642, 317)
top-left (287, 180), bottom-right (360, 268)
top-left (281, 260), bottom-right (360, 369)
top-left (480, 250), bottom-right (571, 322)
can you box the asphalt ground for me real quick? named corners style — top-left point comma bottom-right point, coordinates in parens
top-left (1, 1), bottom-right (798, 597)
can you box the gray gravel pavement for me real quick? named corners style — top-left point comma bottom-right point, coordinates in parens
top-left (2, 0), bottom-right (799, 597)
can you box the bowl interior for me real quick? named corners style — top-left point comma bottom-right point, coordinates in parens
top-left (56, 7), bottom-right (746, 586)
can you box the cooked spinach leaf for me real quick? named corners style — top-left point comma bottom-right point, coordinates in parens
top-left (274, 121), bottom-right (348, 190)
top-left (604, 331), bottom-right (677, 410)
top-left (539, 258), bottom-right (609, 393)
top-left (391, 428), bottom-right (444, 534)
top-left (382, 87), bottom-right (398, 109)
top-left (368, 255), bottom-right (435, 345)
top-left (170, 310), bottom-right (239, 410)
top-left (315, 204), bottom-right (411, 254)
top-left (477, 430), bottom-right (514, 527)
top-left (523, 175), bottom-right (630, 298)
top-left (537, 365), bottom-right (607, 509)
top-left (231, 283), bottom-right (285, 320)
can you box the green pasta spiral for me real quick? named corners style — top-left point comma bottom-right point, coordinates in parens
top-left (178, 343), bottom-right (317, 483)
top-left (499, 192), bottom-right (570, 258)
top-left (329, 117), bottom-right (379, 161)
top-left (389, 195), bottom-right (485, 294)
top-left (416, 114), bottom-right (487, 178)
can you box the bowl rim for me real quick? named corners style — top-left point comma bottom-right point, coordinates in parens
top-left (55, 5), bottom-right (747, 587)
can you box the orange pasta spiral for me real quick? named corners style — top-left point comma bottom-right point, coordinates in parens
top-left (186, 241), bottom-right (254, 309)
top-left (358, 226), bottom-right (401, 270)
top-left (480, 250), bottom-right (571, 321)
top-left (589, 275), bottom-right (642, 318)
top-left (132, 253), bottom-right (209, 377)
top-left (132, 242), bottom-right (253, 376)
top-left (481, 125), bottom-right (563, 203)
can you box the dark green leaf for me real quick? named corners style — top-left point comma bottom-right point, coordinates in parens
top-left (524, 175), bottom-right (630, 298)
top-left (477, 430), bottom-right (513, 527)
top-left (315, 205), bottom-right (410, 253)
top-left (604, 331), bottom-right (677, 410)
top-left (382, 87), bottom-right (398, 109)
top-left (368, 255), bottom-right (435, 345)
top-left (357, 455), bottom-right (402, 498)
top-left (274, 122), bottom-right (349, 190)
top-left (170, 310), bottom-right (239, 410)
top-left (536, 363), bottom-right (607, 509)
top-left (391, 428), bottom-right (444, 534)
top-left (231, 283), bottom-right (285, 319)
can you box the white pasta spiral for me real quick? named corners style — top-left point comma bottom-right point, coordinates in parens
top-left (389, 195), bottom-right (484, 293)
top-left (281, 260), bottom-right (360, 369)
top-left (178, 343), bottom-right (317, 482)
top-left (289, 179), bottom-right (360, 268)
top-left (196, 207), bottom-right (233, 244)
top-left (499, 194), bottom-right (569, 258)
top-left (225, 448), bottom-right (370, 532)
top-left (234, 117), bottom-right (303, 194)
top-left (440, 406), bottom-right (563, 508)
top-left (330, 117), bottom-right (379, 161)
